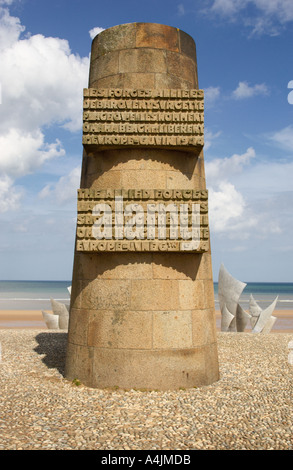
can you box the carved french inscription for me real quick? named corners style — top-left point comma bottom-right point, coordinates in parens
top-left (76, 189), bottom-right (209, 253)
top-left (82, 89), bottom-right (204, 153)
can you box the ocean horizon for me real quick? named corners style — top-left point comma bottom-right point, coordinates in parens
top-left (0, 280), bottom-right (71, 310)
top-left (0, 279), bottom-right (292, 311)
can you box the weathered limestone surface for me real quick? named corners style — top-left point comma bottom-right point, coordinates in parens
top-left (65, 23), bottom-right (219, 390)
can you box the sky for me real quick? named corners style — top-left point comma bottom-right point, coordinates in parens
top-left (0, 0), bottom-right (292, 282)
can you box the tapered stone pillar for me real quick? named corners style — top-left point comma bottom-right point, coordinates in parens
top-left (65, 23), bottom-right (219, 390)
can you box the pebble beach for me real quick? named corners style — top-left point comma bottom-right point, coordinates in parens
top-left (0, 328), bottom-right (292, 451)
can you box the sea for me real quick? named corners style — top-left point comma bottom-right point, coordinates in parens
top-left (0, 280), bottom-right (71, 311)
top-left (214, 281), bottom-right (293, 311)
top-left (0, 280), bottom-right (292, 311)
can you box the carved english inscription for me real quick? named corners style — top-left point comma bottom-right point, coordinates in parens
top-left (76, 189), bottom-right (209, 253)
top-left (82, 89), bottom-right (204, 153)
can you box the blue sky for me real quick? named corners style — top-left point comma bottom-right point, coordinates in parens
top-left (0, 0), bottom-right (292, 282)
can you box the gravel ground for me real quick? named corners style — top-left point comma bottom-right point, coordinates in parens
top-left (0, 329), bottom-right (292, 451)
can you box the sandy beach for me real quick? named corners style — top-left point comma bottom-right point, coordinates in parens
top-left (0, 310), bottom-right (49, 329)
top-left (1, 309), bottom-right (292, 332)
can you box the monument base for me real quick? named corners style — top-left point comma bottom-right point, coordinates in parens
top-left (65, 342), bottom-right (219, 390)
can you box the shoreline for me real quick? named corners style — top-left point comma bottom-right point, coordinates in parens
top-left (0, 309), bottom-right (292, 332)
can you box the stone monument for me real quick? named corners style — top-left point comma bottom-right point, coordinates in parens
top-left (65, 23), bottom-right (219, 390)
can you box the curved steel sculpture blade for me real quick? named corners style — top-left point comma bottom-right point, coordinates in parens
top-left (221, 304), bottom-right (235, 332)
top-left (42, 311), bottom-right (59, 329)
top-left (252, 296), bottom-right (278, 334)
top-left (50, 298), bottom-right (69, 330)
top-left (236, 303), bottom-right (251, 332)
top-left (218, 265), bottom-right (279, 334)
top-left (261, 315), bottom-right (277, 334)
top-left (218, 264), bottom-right (247, 331)
top-left (249, 294), bottom-right (262, 328)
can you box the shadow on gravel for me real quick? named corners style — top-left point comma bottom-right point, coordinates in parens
top-left (34, 332), bottom-right (68, 376)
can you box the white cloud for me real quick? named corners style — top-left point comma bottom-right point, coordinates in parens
top-left (205, 145), bottom-right (293, 243)
top-left (210, 0), bottom-right (244, 17)
top-left (0, 129), bottom-right (65, 178)
top-left (268, 125), bottom-right (293, 152)
top-left (178, 3), bottom-right (185, 16)
top-left (0, 6), bottom-right (89, 209)
top-left (0, 32), bottom-right (89, 132)
top-left (39, 166), bottom-right (81, 204)
top-left (253, 0), bottom-right (293, 22)
top-left (207, 0), bottom-right (293, 35)
top-left (209, 181), bottom-right (249, 232)
top-left (206, 147), bottom-right (255, 180)
top-left (0, 174), bottom-right (23, 213)
top-left (204, 82), bottom-right (268, 107)
top-left (89, 26), bottom-right (105, 39)
top-left (288, 80), bottom-right (293, 105)
top-left (0, 5), bottom-right (24, 50)
top-left (204, 86), bottom-right (220, 108)
top-left (206, 148), bottom-right (256, 234)
top-left (204, 129), bottom-right (221, 150)
top-left (232, 81), bottom-right (269, 99)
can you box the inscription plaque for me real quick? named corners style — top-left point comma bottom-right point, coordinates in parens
top-left (82, 88), bottom-right (204, 153)
top-left (76, 188), bottom-right (209, 253)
